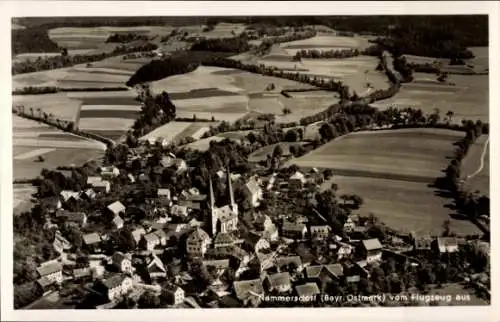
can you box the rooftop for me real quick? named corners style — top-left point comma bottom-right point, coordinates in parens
top-left (36, 262), bottom-right (63, 277)
top-left (102, 274), bottom-right (127, 289)
top-left (107, 201), bottom-right (125, 215)
top-left (233, 279), bottom-right (264, 301)
top-left (295, 283), bottom-right (320, 297)
top-left (83, 232), bottom-right (101, 245)
top-left (266, 272), bottom-right (291, 287)
top-left (362, 238), bottom-right (383, 251)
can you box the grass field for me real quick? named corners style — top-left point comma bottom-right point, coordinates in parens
top-left (281, 35), bottom-right (371, 53)
top-left (371, 73), bottom-right (488, 124)
top-left (13, 115), bottom-right (105, 180)
top-left (321, 175), bottom-right (480, 236)
top-left (13, 184), bottom-right (37, 215)
top-left (140, 121), bottom-right (193, 143)
top-left (461, 135), bottom-right (489, 196)
top-left (290, 128), bottom-right (464, 181)
top-left (183, 136), bottom-right (238, 151)
top-left (12, 93), bottom-right (82, 123)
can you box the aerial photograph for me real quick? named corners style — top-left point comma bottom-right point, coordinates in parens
top-left (11, 15), bottom-right (490, 309)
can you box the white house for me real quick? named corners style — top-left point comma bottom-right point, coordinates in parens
top-left (92, 180), bottom-right (111, 194)
top-left (112, 252), bottom-right (133, 273)
top-left (132, 227), bottom-right (146, 244)
top-left (112, 215), bottom-right (124, 230)
top-left (310, 225), bottom-right (331, 239)
top-left (244, 176), bottom-right (263, 207)
top-left (101, 274), bottom-right (133, 302)
top-left (142, 233), bottom-right (160, 251)
top-left (361, 238), bottom-right (383, 263)
top-left (289, 171), bottom-right (307, 190)
top-left (107, 201), bottom-right (126, 217)
top-left (164, 285), bottom-right (185, 305)
top-left (100, 166), bottom-right (120, 179)
top-left (36, 262), bottom-right (63, 285)
top-left (186, 228), bottom-right (211, 257)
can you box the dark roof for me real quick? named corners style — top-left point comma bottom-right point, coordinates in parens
top-left (233, 279), bottom-right (264, 301)
top-left (102, 274), bottom-right (127, 289)
top-left (295, 283), bottom-right (320, 297)
top-left (36, 262), bottom-right (63, 276)
top-left (266, 272), bottom-right (291, 287)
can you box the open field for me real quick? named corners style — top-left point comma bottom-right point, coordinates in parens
top-left (290, 128), bottom-right (464, 181)
top-left (256, 56), bottom-right (389, 95)
top-left (321, 175), bottom-right (480, 236)
top-left (13, 183), bottom-right (36, 215)
top-left (48, 26), bottom-right (173, 50)
top-left (140, 121), bottom-right (193, 143)
top-left (13, 115), bottom-right (105, 179)
top-left (461, 135), bottom-right (489, 196)
top-left (12, 93), bottom-right (82, 123)
top-left (372, 73), bottom-right (488, 124)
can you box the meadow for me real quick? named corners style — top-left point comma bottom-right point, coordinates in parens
top-left (321, 175), bottom-right (481, 236)
top-left (290, 128), bottom-right (464, 181)
top-left (12, 93), bottom-right (82, 123)
top-left (371, 72), bottom-right (489, 124)
top-left (12, 115), bottom-right (106, 180)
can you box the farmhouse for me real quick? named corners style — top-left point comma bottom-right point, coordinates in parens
top-left (82, 188), bottom-right (96, 200)
top-left (146, 254), bottom-right (167, 279)
top-left (264, 272), bottom-right (292, 293)
top-left (92, 180), bottom-right (111, 193)
top-left (53, 231), bottom-right (72, 254)
top-left (306, 264), bottom-right (344, 290)
top-left (361, 238), bottom-right (383, 263)
top-left (309, 225), bottom-right (331, 239)
top-left (164, 285), bottom-right (185, 306)
top-left (275, 256), bottom-right (303, 272)
top-left (171, 204), bottom-right (189, 217)
top-left (55, 210), bottom-right (87, 227)
top-left (233, 279), bottom-right (264, 307)
top-left (186, 228), bottom-right (212, 257)
top-left (83, 232), bottom-right (101, 251)
top-left (244, 176), bottom-right (263, 207)
top-left (213, 232), bottom-right (237, 256)
top-left (60, 190), bottom-right (80, 204)
top-left (243, 231), bottom-right (270, 254)
top-left (100, 165), bottom-right (120, 179)
top-left (99, 274), bottom-right (133, 302)
top-left (132, 227), bottom-right (146, 244)
top-left (157, 188), bottom-right (172, 206)
top-left (435, 237), bottom-right (459, 254)
top-left (36, 261), bottom-right (63, 285)
top-left (295, 283), bottom-right (320, 299)
top-left (141, 232), bottom-right (161, 251)
top-left (289, 171), bottom-right (307, 190)
top-left (107, 201), bottom-right (126, 217)
top-left (112, 252), bottom-right (132, 273)
top-left (112, 215), bottom-right (124, 230)
top-left (282, 221), bottom-right (307, 240)
top-left (413, 235), bottom-right (433, 251)
top-left (73, 267), bottom-right (92, 279)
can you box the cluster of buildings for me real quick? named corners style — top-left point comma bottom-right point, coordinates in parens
top-left (28, 150), bottom-right (476, 309)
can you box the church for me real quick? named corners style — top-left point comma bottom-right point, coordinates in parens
top-left (209, 169), bottom-right (239, 236)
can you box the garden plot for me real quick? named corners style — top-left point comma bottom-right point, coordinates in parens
top-left (321, 175), bottom-right (481, 236)
top-left (12, 93), bottom-right (82, 123)
top-left (290, 128), bottom-right (464, 182)
top-left (372, 73), bottom-right (488, 124)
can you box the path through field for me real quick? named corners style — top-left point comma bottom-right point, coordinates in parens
top-left (466, 136), bottom-right (489, 180)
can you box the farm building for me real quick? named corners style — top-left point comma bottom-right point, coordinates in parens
top-left (435, 237), bottom-right (459, 254)
top-left (107, 201), bottom-right (126, 217)
top-left (360, 238), bottom-right (383, 263)
top-left (97, 274), bottom-right (133, 302)
top-left (282, 221), bottom-right (307, 240)
top-left (289, 171), bottom-right (307, 190)
top-left (264, 272), bottom-right (292, 293)
top-left (36, 262), bottom-right (63, 285)
top-left (244, 176), bottom-right (263, 207)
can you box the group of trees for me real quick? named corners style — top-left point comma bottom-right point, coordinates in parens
top-left (293, 48), bottom-right (361, 60)
top-left (189, 34), bottom-right (251, 53)
top-left (255, 30), bottom-right (317, 55)
top-left (12, 27), bottom-right (60, 55)
top-left (13, 42), bottom-right (158, 75)
top-left (106, 33), bottom-right (150, 43)
top-left (125, 58), bottom-right (199, 87)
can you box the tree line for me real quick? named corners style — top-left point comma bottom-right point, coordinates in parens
top-left (189, 34), bottom-right (251, 53)
top-left (106, 33), bottom-right (150, 43)
top-left (13, 86), bottom-right (129, 95)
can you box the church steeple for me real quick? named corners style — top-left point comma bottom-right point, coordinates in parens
top-left (209, 176), bottom-right (217, 236)
top-left (226, 167), bottom-right (238, 215)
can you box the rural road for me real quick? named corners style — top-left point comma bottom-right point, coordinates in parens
top-left (465, 136), bottom-right (489, 181)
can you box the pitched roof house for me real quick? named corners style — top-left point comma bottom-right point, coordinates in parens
top-left (436, 237), bottom-right (459, 254)
top-left (186, 228), bottom-right (212, 257)
top-left (264, 272), bottom-right (292, 293)
top-left (282, 221), bottom-right (307, 239)
top-left (233, 279), bottom-right (264, 307)
top-left (244, 176), bottom-right (263, 207)
top-left (132, 227), bottom-right (146, 244)
top-left (112, 215), bottom-right (124, 230)
top-left (107, 201), bottom-right (126, 216)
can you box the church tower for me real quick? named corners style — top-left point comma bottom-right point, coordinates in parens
top-left (226, 167), bottom-right (238, 215)
top-left (209, 176), bottom-right (218, 236)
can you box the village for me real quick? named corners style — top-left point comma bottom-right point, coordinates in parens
top-left (17, 134), bottom-right (490, 309)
